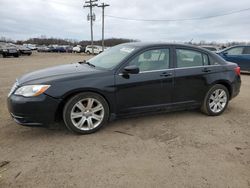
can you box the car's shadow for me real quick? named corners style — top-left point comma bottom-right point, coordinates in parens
top-left (8, 109), bottom-right (205, 139)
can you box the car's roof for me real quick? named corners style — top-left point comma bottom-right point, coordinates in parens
top-left (121, 42), bottom-right (217, 54)
top-left (200, 45), bottom-right (218, 48)
top-left (119, 42), bottom-right (227, 64)
top-left (121, 42), bottom-right (206, 49)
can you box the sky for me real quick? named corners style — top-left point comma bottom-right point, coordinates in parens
top-left (0, 0), bottom-right (250, 42)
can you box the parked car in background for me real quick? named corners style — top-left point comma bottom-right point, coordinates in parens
top-left (85, 45), bottom-right (103, 54)
top-left (37, 46), bottom-right (52, 52)
top-left (0, 43), bottom-right (19, 58)
top-left (217, 45), bottom-right (250, 72)
top-left (7, 43), bottom-right (241, 134)
top-left (51, 46), bottom-right (66, 53)
top-left (64, 46), bottom-right (73, 53)
top-left (72, 46), bottom-right (80, 53)
top-left (23, 44), bottom-right (37, 50)
top-left (200, 46), bottom-right (219, 52)
top-left (73, 45), bottom-right (85, 53)
top-left (17, 45), bottom-right (32, 56)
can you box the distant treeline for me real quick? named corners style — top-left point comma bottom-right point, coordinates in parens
top-left (2, 37), bottom-right (138, 47)
top-left (1, 36), bottom-right (250, 47)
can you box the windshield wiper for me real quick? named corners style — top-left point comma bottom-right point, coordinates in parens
top-left (78, 60), bottom-right (95, 67)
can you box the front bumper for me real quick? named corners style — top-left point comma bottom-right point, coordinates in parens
top-left (7, 94), bottom-right (61, 126)
top-left (20, 50), bottom-right (32, 55)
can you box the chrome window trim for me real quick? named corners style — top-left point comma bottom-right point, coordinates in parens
top-left (118, 65), bottom-right (221, 75)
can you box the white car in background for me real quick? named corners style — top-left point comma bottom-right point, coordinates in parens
top-left (72, 45), bottom-right (82, 53)
top-left (23, 44), bottom-right (37, 50)
top-left (85, 45), bottom-right (103, 54)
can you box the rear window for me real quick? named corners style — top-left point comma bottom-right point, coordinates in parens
top-left (176, 49), bottom-right (210, 68)
top-left (243, 47), bottom-right (250, 54)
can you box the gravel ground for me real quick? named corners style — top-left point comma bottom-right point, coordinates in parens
top-left (0, 52), bottom-right (249, 188)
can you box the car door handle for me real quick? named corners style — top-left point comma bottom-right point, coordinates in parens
top-left (202, 68), bottom-right (212, 73)
top-left (160, 72), bottom-right (173, 77)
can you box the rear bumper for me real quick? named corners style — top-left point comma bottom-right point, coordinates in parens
top-left (7, 94), bottom-right (61, 126)
top-left (231, 75), bottom-right (241, 99)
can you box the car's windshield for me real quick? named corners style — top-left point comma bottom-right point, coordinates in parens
top-left (88, 44), bottom-right (137, 69)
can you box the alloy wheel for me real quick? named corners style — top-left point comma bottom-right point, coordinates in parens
top-left (70, 98), bottom-right (104, 131)
top-left (208, 89), bottom-right (227, 113)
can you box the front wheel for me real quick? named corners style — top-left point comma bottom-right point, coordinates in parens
top-left (63, 92), bottom-right (109, 134)
top-left (201, 84), bottom-right (229, 116)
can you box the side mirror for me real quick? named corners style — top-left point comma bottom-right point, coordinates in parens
top-left (123, 65), bottom-right (139, 74)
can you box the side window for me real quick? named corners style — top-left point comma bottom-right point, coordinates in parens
top-left (176, 49), bottom-right (207, 68)
top-left (226, 47), bottom-right (244, 55)
top-left (129, 48), bottom-right (169, 72)
top-left (243, 47), bottom-right (250, 54)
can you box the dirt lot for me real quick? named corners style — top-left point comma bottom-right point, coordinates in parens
top-left (0, 52), bottom-right (249, 188)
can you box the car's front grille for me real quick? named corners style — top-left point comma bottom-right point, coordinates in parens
top-left (8, 49), bottom-right (17, 53)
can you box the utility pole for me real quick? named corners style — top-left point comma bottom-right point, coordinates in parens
top-left (98, 3), bottom-right (110, 51)
top-left (84, 0), bottom-right (98, 54)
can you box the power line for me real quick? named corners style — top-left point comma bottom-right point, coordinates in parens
top-left (105, 7), bottom-right (250, 22)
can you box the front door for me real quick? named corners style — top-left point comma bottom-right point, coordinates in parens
top-left (115, 47), bottom-right (174, 114)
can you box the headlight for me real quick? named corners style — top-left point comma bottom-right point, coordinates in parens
top-left (3, 49), bottom-right (8, 52)
top-left (14, 85), bottom-right (50, 97)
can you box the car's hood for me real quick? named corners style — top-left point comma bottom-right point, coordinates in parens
top-left (18, 63), bottom-right (99, 85)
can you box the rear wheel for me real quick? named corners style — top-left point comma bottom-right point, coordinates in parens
top-left (201, 84), bottom-right (229, 116)
top-left (63, 92), bottom-right (109, 134)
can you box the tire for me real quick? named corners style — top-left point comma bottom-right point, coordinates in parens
top-left (86, 51), bottom-right (90, 55)
top-left (63, 92), bottom-right (109, 134)
top-left (13, 54), bottom-right (19, 58)
top-left (201, 84), bottom-right (229, 116)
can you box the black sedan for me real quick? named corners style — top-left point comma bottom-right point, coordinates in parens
top-left (37, 46), bottom-right (52, 52)
top-left (7, 43), bottom-right (241, 134)
top-left (0, 44), bottom-right (19, 58)
top-left (17, 46), bottom-right (32, 56)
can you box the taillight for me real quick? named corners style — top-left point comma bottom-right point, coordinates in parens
top-left (234, 66), bottom-right (241, 76)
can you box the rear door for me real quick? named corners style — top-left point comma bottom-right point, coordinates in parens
top-left (115, 47), bottom-right (174, 114)
top-left (241, 46), bottom-right (250, 71)
top-left (173, 47), bottom-right (213, 106)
